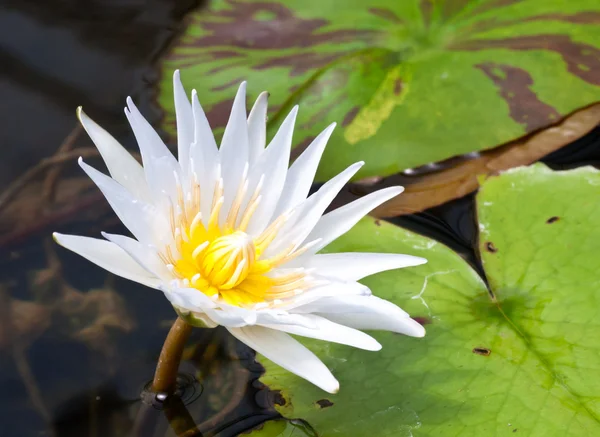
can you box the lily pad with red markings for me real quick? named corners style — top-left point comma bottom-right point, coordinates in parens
top-left (246, 163), bottom-right (600, 436)
top-left (158, 0), bottom-right (600, 180)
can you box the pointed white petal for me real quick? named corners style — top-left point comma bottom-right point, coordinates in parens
top-left (190, 141), bottom-right (220, 224)
top-left (254, 310), bottom-right (318, 329)
top-left (144, 155), bottom-right (183, 210)
top-left (78, 158), bottom-right (166, 244)
top-left (294, 294), bottom-right (406, 315)
top-left (220, 82), bottom-right (249, 220)
top-left (227, 325), bottom-right (339, 393)
top-left (77, 108), bottom-right (151, 203)
top-left (295, 295), bottom-right (425, 337)
top-left (102, 232), bottom-right (172, 280)
top-left (266, 162), bottom-right (363, 257)
top-left (306, 186), bottom-right (404, 253)
top-left (247, 91), bottom-right (269, 165)
top-left (125, 97), bottom-right (176, 163)
top-left (323, 313), bottom-right (425, 338)
top-left (273, 123), bottom-right (336, 218)
top-left (190, 89), bottom-right (220, 223)
top-left (261, 314), bottom-right (381, 351)
top-left (246, 106), bottom-right (298, 235)
top-left (279, 279), bottom-right (371, 311)
top-left (53, 233), bottom-right (161, 289)
top-left (191, 89), bottom-right (219, 154)
top-left (304, 252), bottom-right (426, 281)
top-left (124, 98), bottom-right (181, 203)
top-left (173, 70), bottom-right (194, 174)
top-left (192, 90), bottom-right (219, 156)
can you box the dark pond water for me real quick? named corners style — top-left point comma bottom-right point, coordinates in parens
top-left (1, 1), bottom-right (599, 436)
top-left (0, 1), bottom-right (276, 436)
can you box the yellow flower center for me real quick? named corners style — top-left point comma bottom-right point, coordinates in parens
top-left (200, 231), bottom-right (255, 289)
top-left (159, 175), bottom-right (310, 307)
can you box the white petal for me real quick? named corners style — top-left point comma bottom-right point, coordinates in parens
top-left (161, 286), bottom-right (218, 311)
top-left (203, 309), bottom-right (255, 327)
top-left (279, 279), bottom-right (371, 310)
top-left (246, 106), bottom-right (298, 235)
top-left (208, 303), bottom-right (257, 327)
top-left (143, 155), bottom-right (182, 210)
top-left (254, 310), bottom-right (317, 329)
top-left (173, 70), bottom-right (194, 175)
top-left (53, 233), bottom-right (161, 289)
top-left (78, 158), bottom-right (166, 244)
top-left (220, 82), bottom-right (249, 220)
top-left (77, 108), bottom-right (151, 203)
top-left (102, 232), bottom-right (172, 280)
top-left (305, 186), bottom-right (404, 254)
top-left (191, 89), bottom-right (219, 155)
top-left (125, 97), bottom-right (177, 163)
top-left (296, 295), bottom-right (425, 337)
top-left (303, 252), bottom-right (426, 281)
top-left (294, 294), bottom-right (406, 315)
top-left (124, 98), bottom-right (180, 203)
top-left (227, 325), bottom-right (339, 393)
top-left (261, 314), bottom-right (381, 351)
top-left (190, 89), bottom-right (220, 223)
top-left (323, 313), bottom-right (424, 337)
top-left (266, 161), bottom-right (364, 257)
top-left (273, 123), bottom-right (336, 218)
top-left (162, 287), bottom-right (261, 327)
top-left (247, 91), bottom-right (269, 165)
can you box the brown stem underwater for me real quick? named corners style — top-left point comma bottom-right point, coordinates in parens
top-left (152, 317), bottom-right (193, 394)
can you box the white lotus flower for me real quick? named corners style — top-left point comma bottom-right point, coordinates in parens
top-left (53, 71), bottom-right (426, 393)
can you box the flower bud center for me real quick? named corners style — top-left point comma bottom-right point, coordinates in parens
top-left (199, 231), bottom-right (255, 289)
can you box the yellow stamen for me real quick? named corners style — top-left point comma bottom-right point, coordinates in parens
top-left (225, 180), bottom-right (248, 230)
top-left (238, 175), bottom-right (264, 231)
top-left (255, 212), bottom-right (289, 255)
top-left (163, 170), bottom-right (308, 308)
top-left (192, 241), bottom-right (209, 264)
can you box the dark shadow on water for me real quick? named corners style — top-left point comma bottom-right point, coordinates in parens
top-left (542, 125), bottom-right (600, 170)
top-left (0, 0), bottom-right (281, 435)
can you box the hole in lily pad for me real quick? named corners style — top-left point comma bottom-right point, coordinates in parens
top-left (412, 316), bottom-right (432, 326)
top-left (485, 242), bottom-right (498, 253)
top-left (472, 347), bottom-right (492, 357)
top-left (316, 399), bottom-right (334, 408)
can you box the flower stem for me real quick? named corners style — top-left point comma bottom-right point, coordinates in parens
top-left (152, 317), bottom-right (193, 394)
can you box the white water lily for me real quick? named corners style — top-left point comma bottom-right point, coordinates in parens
top-left (53, 71), bottom-right (426, 393)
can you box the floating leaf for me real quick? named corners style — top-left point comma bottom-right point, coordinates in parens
top-left (246, 419), bottom-right (317, 436)
top-left (158, 0), bottom-right (600, 180)
top-left (251, 163), bottom-right (600, 436)
top-left (348, 103), bottom-right (600, 217)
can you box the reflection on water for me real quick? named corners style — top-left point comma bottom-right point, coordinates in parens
top-left (1, 0), bottom-right (599, 436)
top-left (542, 126), bottom-right (600, 170)
top-left (0, 1), bottom-right (279, 436)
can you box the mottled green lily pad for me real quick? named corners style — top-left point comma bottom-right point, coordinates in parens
top-left (248, 163), bottom-right (600, 436)
top-left (158, 0), bottom-right (600, 180)
top-left (248, 419), bottom-right (317, 437)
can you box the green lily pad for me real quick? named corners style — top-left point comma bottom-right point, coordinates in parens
top-left (247, 419), bottom-right (317, 436)
top-left (158, 0), bottom-right (600, 180)
top-left (248, 163), bottom-right (600, 436)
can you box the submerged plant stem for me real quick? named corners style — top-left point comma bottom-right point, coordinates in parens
top-left (152, 317), bottom-right (193, 394)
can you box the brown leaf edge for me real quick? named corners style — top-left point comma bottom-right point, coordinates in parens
top-left (351, 103), bottom-right (600, 217)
